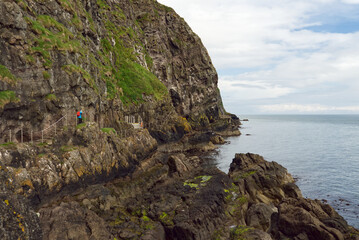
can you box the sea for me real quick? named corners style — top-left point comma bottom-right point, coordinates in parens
top-left (210, 114), bottom-right (359, 228)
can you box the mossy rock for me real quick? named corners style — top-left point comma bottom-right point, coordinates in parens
top-left (0, 91), bottom-right (19, 108)
top-left (101, 128), bottom-right (116, 134)
top-left (45, 94), bottom-right (56, 101)
top-left (0, 65), bottom-right (18, 85)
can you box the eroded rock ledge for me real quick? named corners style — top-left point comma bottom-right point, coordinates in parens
top-left (0, 115), bottom-right (355, 240)
top-left (3, 134), bottom-right (357, 240)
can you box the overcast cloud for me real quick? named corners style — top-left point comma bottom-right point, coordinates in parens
top-left (158, 0), bottom-right (359, 114)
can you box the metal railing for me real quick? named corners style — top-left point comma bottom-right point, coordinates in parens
top-left (1, 112), bottom-right (145, 145)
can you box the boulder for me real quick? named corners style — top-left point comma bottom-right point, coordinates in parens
top-left (229, 153), bottom-right (299, 205)
top-left (210, 135), bottom-right (225, 144)
top-left (246, 203), bottom-right (276, 231)
top-left (244, 229), bottom-right (272, 240)
top-left (39, 201), bottom-right (113, 240)
top-left (168, 155), bottom-right (188, 176)
top-left (272, 197), bottom-right (350, 240)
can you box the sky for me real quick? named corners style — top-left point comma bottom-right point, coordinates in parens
top-left (158, 0), bottom-right (359, 114)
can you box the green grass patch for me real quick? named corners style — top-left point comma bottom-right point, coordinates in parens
top-left (141, 215), bottom-right (150, 222)
top-left (101, 128), bottom-right (116, 134)
top-left (233, 170), bottom-right (257, 181)
top-left (116, 60), bottom-right (168, 104)
top-left (58, 0), bottom-right (76, 14)
top-left (62, 64), bottom-right (98, 92)
top-left (45, 93), bottom-right (56, 101)
top-left (0, 142), bottom-right (15, 148)
top-left (60, 145), bottom-right (77, 152)
top-left (183, 182), bottom-right (199, 189)
top-left (195, 175), bottom-right (212, 183)
top-left (97, 0), bottom-right (111, 10)
top-left (230, 225), bottom-right (253, 240)
top-left (0, 65), bottom-right (18, 85)
top-left (93, 9), bottom-right (168, 104)
top-left (184, 175), bottom-right (212, 189)
top-left (71, 14), bottom-right (83, 31)
top-left (0, 91), bottom-right (19, 108)
top-left (43, 71), bottom-right (51, 80)
top-left (159, 212), bottom-right (174, 226)
top-left (25, 15), bottom-right (83, 69)
top-left (145, 53), bottom-right (153, 69)
top-left (76, 123), bottom-right (86, 129)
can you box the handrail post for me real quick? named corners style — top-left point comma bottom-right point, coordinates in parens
top-left (21, 128), bottom-right (23, 143)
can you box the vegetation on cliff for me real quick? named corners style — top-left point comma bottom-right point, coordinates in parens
top-left (0, 90), bottom-right (19, 108)
top-left (21, 0), bottom-right (168, 104)
top-left (0, 65), bottom-right (18, 85)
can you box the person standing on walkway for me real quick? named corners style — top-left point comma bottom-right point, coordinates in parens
top-left (77, 110), bottom-right (83, 124)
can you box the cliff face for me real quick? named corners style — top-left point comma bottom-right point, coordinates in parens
top-left (0, 2), bottom-right (235, 238)
top-left (0, 0), bottom-right (226, 142)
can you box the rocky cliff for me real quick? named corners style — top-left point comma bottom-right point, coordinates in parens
top-left (1, 1), bottom-right (356, 240)
top-left (0, 0), bottom-right (232, 143)
top-left (0, 0), bottom-right (239, 238)
top-left (0, 0), bottom-right (240, 207)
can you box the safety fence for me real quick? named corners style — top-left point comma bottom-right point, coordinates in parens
top-left (1, 113), bottom-right (72, 144)
top-left (0, 111), bottom-right (144, 145)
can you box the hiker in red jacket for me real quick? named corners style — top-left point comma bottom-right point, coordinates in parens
top-left (77, 110), bottom-right (83, 124)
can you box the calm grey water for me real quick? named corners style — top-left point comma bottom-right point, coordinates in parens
top-left (211, 115), bottom-right (359, 228)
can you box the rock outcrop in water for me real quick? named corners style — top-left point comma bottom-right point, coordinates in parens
top-left (6, 145), bottom-right (356, 240)
top-left (227, 153), bottom-right (357, 240)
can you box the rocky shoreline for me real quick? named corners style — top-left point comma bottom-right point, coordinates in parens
top-left (0, 0), bottom-right (358, 239)
top-left (1, 124), bottom-right (358, 240)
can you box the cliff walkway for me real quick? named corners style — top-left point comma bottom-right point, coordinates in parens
top-left (0, 111), bottom-right (144, 145)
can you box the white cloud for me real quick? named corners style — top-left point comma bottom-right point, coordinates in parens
top-left (219, 77), bottom-right (293, 100)
top-left (341, 0), bottom-right (359, 4)
top-left (159, 0), bottom-right (359, 113)
top-left (259, 104), bottom-right (359, 112)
